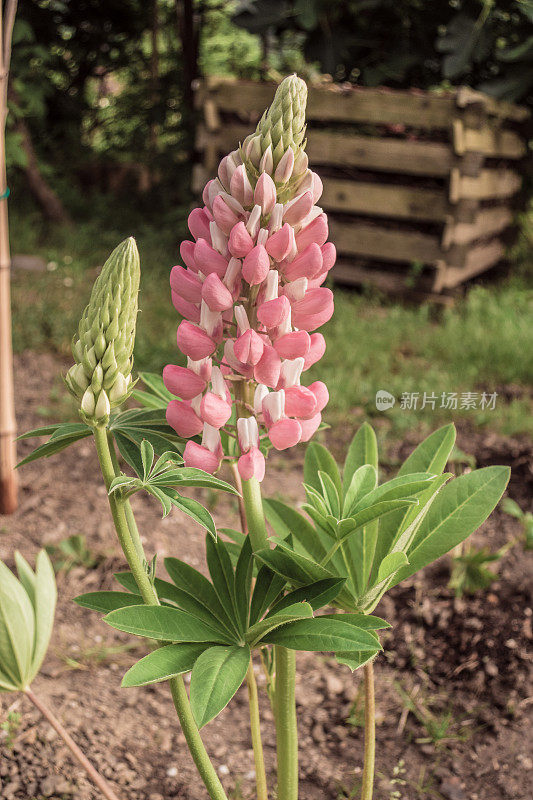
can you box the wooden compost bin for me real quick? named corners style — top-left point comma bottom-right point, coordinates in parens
top-left (193, 78), bottom-right (529, 296)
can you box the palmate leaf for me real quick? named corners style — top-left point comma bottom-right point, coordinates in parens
top-left (390, 465), bottom-right (510, 588)
top-left (74, 591), bottom-right (143, 614)
top-left (304, 442), bottom-right (342, 498)
top-left (343, 464), bottom-right (377, 517)
top-left (104, 605), bottom-right (232, 644)
top-left (343, 422), bottom-right (378, 488)
top-left (206, 536), bottom-right (241, 632)
top-left (234, 538), bottom-right (253, 632)
top-left (0, 560), bottom-right (35, 687)
top-left (267, 578), bottom-right (345, 616)
top-left (256, 543), bottom-right (337, 587)
top-left (29, 550), bottom-right (57, 681)
top-left (190, 645), bottom-right (250, 728)
top-left (122, 643), bottom-right (207, 688)
top-left (133, 371), bottom-right (175, 410)
top-left (16, 423), bottom-right (92, 468)
top-left (249, 566), bottom-right (286, 626)
top-left (264, 498), bottom-right (328, 562)
top-left (246, 602), bottom-right (314, 646)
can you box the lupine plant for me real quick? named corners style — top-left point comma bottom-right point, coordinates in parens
top-left (16, 76), bottom-right (510, 800)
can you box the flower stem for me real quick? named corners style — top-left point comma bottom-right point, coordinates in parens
top-left (361, 661), bottom-right (376, 800)
top-left (246, 660), bottom-right (269, 800)
top-left (240, 478), bottom-right (298, 800)
top-left (24, 687), bottom-right (122, 800)
top-left (92, 425), bottom-right (228, 800)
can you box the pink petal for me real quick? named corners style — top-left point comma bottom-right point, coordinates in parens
top-left (163, 365), bottom-right (206, 401)
top-left (183, 440), bottom-right (221, 474)
top-left (171, 291), bottom-right (200, 323)
top-left (230, 164), bottom-right (253, 207)
top-left (242, 244), bottom-right (270, 285)
top-left (201, 273), bottom-right (234, 312)
top-left (212, 195), bottom-right (240, 235)
top-left (266, 223), bottom-right (294, 262)
top-left (188, 208), bottom-right (211, 241)
top-left (166, 400), bottom-right (203, 438)
top-left (194, 238), bottom-right (228, 278)
top-left (274, 148), bottom-right (295, 183)
top-left (321, 242), bottom-right (336, 272)
top-left (274, 330), bottom-right (311, 359)
top-left (308, 381), bottom-right (329, 412)
top-left (269, 418), bottom-right (302, 451)
top-left (254, 345), bottom-right (281, 388)
top-left (283, 191), bottom-right (314, 226)
top-left (284, 386), bottom-right (318, 420)
top-left (234, 329), bottom-right (264, 365)
top-left (170, 265), bottom-right (203, 303)
top-left (180, 241), bottom-right (198, 271)
top-left (254, 172), bottom-right (277, 215)
top-left (228, 221), bottom-right (254, 258)
top-left (238, 447), bottom-right (265, 482)
top-left (303, 333), bottom-right (326, 369)
top-left (223, 339), bottom-right (254, 378)
top-left (257, 295), bottom-right (290, 329)
top-left (291, 287), bottom-right (334, 331)
top-left (177, 320), bottom-right (217, 360)
top-left (200, 392), bottom-right (232, 428)
top-left (295, 213), bottom-right (328, 251)
top-left (283, 242), bottom-right (323, 282)
top-left (299, 412), bottom-right (322, 443)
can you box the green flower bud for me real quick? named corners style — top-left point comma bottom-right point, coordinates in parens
top-left (67, 238), bottom-right (140, 421)
top-left (242, 75), bottom-right (307, 172)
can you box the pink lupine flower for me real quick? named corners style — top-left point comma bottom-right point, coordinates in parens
top-left (164, 75), bottom-right (334, 479)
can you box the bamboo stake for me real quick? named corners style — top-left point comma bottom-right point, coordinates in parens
top-left (0, 0), bottom-right (18, 513)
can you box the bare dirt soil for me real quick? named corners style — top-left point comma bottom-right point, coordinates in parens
top-left (1, 352), bottom-right (532, 800)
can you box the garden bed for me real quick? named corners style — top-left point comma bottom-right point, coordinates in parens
top-left (1, 352), bottom-right (531, 800)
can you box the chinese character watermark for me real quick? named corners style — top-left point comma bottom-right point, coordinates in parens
top-left (376, 390), bottom-right (498, 412)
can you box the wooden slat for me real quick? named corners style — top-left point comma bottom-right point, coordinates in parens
top-left (455, 87), bottom-right (529, 122)
top-left (453, 120), bottom-right (526, 159)
top-left (200, 78), bottom-right (456, 129)
top-left (332, 260), bottom-right (455, 304)
top-left (449, 167), bottom-right (522, 201)
top-left (322, 179), bottom-right (449, 222)
top-left (330, 219), bottom-right (442, 264)
top-left (197, 122), bottom-right (453, 177)
top-left (443, 207), bottom-right (513, 247)
top-left (439, 239), bottom-right (504, 288)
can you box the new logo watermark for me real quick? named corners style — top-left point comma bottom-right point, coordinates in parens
top-left (375, 390), bottom-right (396, 411)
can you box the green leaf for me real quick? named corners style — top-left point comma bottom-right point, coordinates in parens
top-left (304, 442), bottom-right (342, 498)
top-left (16, 428), bottom-right (92, 468)
top-left (151, 467), bottom-right (239, 495)
top-left (16, 423), bottom-right (64, 440)
top-left (377, 552), bottom-right (408, 583)
top-left (190, 645), bottom-right (250, 728)
top-left (336, 650), bottom-right (377, 672)
top-left (256, 544), bottom-right (336, 587)
top-left (320, 613), bottom-right (390, 630)
top-left (137, 371), bottom-right (175, 403)
top-left (263, 616), bottom-right (382, 653)
top-left (264, 499), bottom-right (328, 562)
top-left (122, 643), bottom-right (207, 687)
top-left (140, 439), bottom-right (155, 482)
top-left (267, 578), bottom-right (346, 616)
top-left (246, 602), bottom-right (314, 645)
top-left (318, 471), bottom-right (341, 517)
top-left (391, 466), bottom-right (511, 587)
top-left (30, 551), bottom-right (57, 680)
top-left (343, 464), bottom-right (377, 517)
top-left (165, 489), bottom-right (217, 538)
top-left (343, 422), bottom-right (378, 488)
top-left (164, 558), bottom-right (240, 639)
top-left (206, 536), bottom-right (240, 631)
top-left (399, 424), bottom-right (456, 477)
top-left (249, 566), bottom-right (286, 625)
top-left (74, 591), bottom-right (143, 614)
top-left (14, 552), bottom-right (36, 605)
top-left (112, 431), bottom-right (144, 475)
top-left (352, 473), bottom-right (435, 513)
top-left (104, 605), bottom-right (230, 643)
top-left (0, 561), bottom-right (35, 686)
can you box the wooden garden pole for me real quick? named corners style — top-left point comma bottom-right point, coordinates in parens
top-left (0, 0), bottom-right (18, 513)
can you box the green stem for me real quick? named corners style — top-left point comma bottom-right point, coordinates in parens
top-left (361, 661), bottom-right (376, 800)
top-left (241, 478), bottom-right (298, 800)
top-left (92, 425), bottom-right (228, 800)
top-left (274, 646), bottom-right (298, 800)
top-left (246, 660), bottom-right (269, 800)
top-left (106, 431), bottom-right (145, 562)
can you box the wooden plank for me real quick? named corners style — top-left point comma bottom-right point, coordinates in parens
top-left (200, 78), bottom-right (456, 129)
top-left (439, 239), bottom-right (504, 288)
top-left (455, 87), bottom-right (529, 122)
top-left (332, 260), bottom-right (455, 304)
top-left (322, 179), bottom-right (449, 222)
top-left (449, 167), bottom-right (522, 201)
top-left (329, 219), bottom-right (442, 264)
top-left (198, 122), bottom-right (453, 177)
top-left (453, 120), bottom-right (526, 159)
top-left (442, 207), bottom-right (513, 247)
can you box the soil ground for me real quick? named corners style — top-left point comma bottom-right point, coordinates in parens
top-left (1, 352), bottom-right (532, 800)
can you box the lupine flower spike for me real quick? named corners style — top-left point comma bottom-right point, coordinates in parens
top-left (66, 238), bottom-right (140, 425)
top-left (165, 75), bottom-right (334, 477)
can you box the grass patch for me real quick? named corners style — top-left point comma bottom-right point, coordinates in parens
top-left (9, 206), bottom-right (533, 439)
